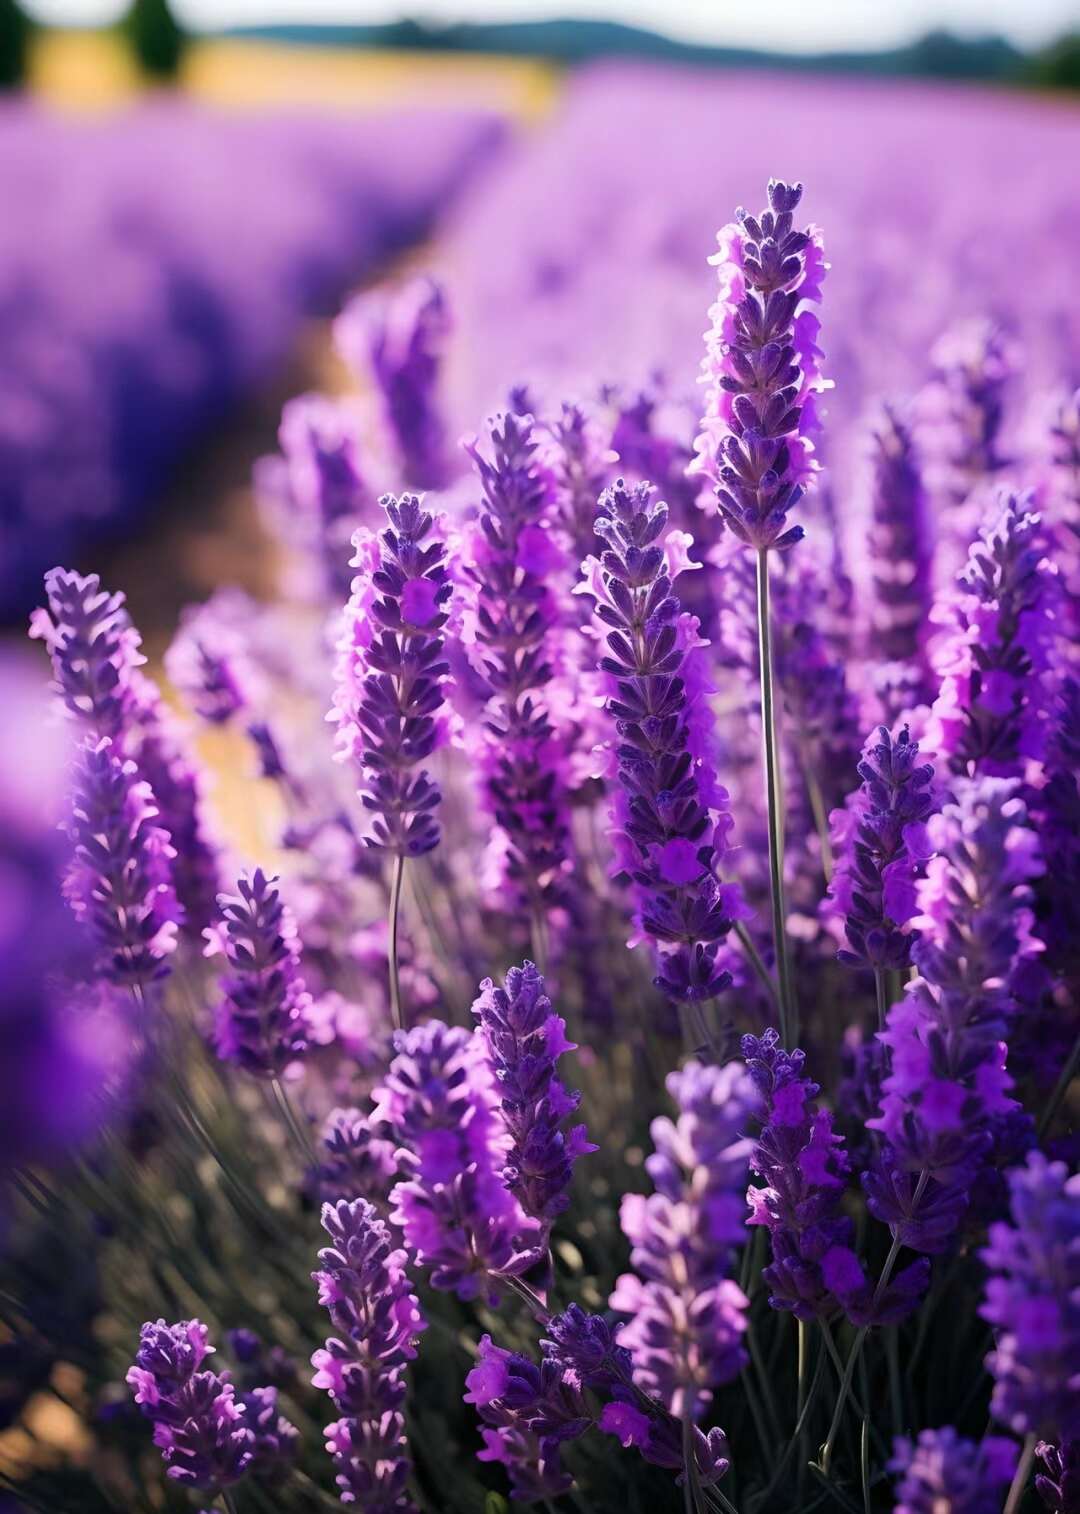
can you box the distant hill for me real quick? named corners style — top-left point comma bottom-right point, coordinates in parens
top-left (224, 16), bottom-right (1035, 84)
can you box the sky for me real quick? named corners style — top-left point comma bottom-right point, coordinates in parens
top-left (24, 0), bottom-right (1080, 52)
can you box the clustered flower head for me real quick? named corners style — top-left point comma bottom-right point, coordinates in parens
top-left (866, 404), bottom-right (932, 671)
top-left (127, 1319), bottom-right (297, 1494)
top-left (927, 493), bottom-right (1058, 778)
top-left (316, 1107), bottom-right (398, 1206)
top-left (610, 1058), bottom-right (758, 1417)
top-left (542, 399), bottom-right (616, 559)
top-left (743, 1030), bottom-right (928, 1323)
top-left (331, 492), bottom-right (452, 857)
top-left (373, 1019), bottom-right (531, 1300)
top-left (868, 778), bottom-right (1044, 1246)
top-left (695, 177), bottom-right (829, 550)
top-left (460, 412), bottom-right (575, 907)
top-left (889, 1426), bottom-right (1018, 1514)
top-left (829, 724), bottom-right (936, 972)
top-left (208, 869), bottom-right (310, 1077)
top-left (471, 961), bottom-right (594, 1236)
top-left (310, 1198), bottom-right (425, 1511)
top-left (923, 317), bottom-right (1013, 518)
top-left (580, 476), bottom-right (749, 1002)
top-left (980, 1152), bottom-right (1080, 1442)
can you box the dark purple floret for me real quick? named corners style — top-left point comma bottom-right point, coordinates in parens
top-left (315, 1107), bottom-right (398, 1206)
top-left (211, 870), bottom-right (310, 1078)
top-left (1037, 1441), bottom-right (1080, 1513)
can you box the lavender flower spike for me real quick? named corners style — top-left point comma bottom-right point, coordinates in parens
top-left (30, 566), bottom-right (142, 736)
top-left (311, 1199), bottom-right (425, 1511)
top-left (65, 737), bottom-right (180, 987)
top-left (981, 1152), bottom-right (1080, 1442)
top-left (1036, 1441), bottom-right (1080, 1513)
top-left (866, 405), bottom-right (933, 671)
top-left (695, 178), bottom-right (829, 550)
top-left (829, 724), bottom-right (936, 973)
top-left (889, 1427), bottom-right (1018, 1514)
top-left (580, 477), bottom-right (749, 1003)
top-left (209, 870), bottom-right (310, 1078)
top-left (610, 1059), bottom-right (758, 1417)
top-left (330, 493), bottom-right (452, 856)
top-left (472, 961), bottom-right (595, 1235)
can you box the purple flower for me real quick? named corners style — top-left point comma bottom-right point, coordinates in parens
top-left (579, 477), bottom-right (748, 1002)
top-left (464, 1334), bottom-right (590, 1504)
top-left (311, 1198), bottom-right (425, 1511)
top-left (889, 1426), bottom-right (1018, 1514)
top-left (695, 178), bottom-right (828, 551)
top-left (1036, 1441), bottom-right (1080, 1513)
top-left (609, 1059), bottom-right (757, 1416)
top-left (337, 276), bottom-right (450, 490)
top-left (330, 493), bottom-right (452, 857)
top-left (921, 318), bottom-right (1012, 536)
top-left (744, 1030), bottom-right (927, 1323)
top-left (65, 737), bottom-right (181, 987)
top-left (981, 1152), bottom-right (1080, 1441)
top-left (866, 405), bottom-right (932, 672)
top-left (459, 413), bottom-right (575, 907)
top-left (165, 599), bottom-right (258, 727)
top-left (373, 1020), bottom-right (530, 1301)
top-left (316, 1107), bottom-right (398, 1206)
top-left (829, 724), bottom-right (936, 972)
top-left (208, 870), bottom-right (310, 1078)
top-left (240, 1386), bottom-right (299, 1484)
top-left (472, 961), bottom-right (595, 1235)
top-left (870, 778), bottom-right (1043, 1189)
top-left (927, 494), bottom-right (1058, 778)
top-left (542, 400), bottom-right (615, 560)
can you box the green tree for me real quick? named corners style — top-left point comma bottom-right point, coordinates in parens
top-left (1029, 32), bottom-right (1080, 91)
top-left (0, 0), bottom-right (31, 90)
top-left (123, 0), bottom-right (186, 81)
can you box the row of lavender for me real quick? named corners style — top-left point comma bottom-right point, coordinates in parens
top-left (0, 99), bottom-right (504, 617)
top-left (5, 120), bottom-right (1080, 1514)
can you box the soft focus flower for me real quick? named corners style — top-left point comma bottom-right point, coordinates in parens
top-left (579, 477), bottom-right (748, 1002)
top-left (330, 493), bottom-right (452, 856)
top-left (310, 1199), bottom-right (425, 1511)
top-left (889, 1426), bottom-right (1018, 1514)
top-left (1036, 1441), bottom-right (1080, 1514)
top-left (208, 870), bottom-right (310, 1078)
top-left (472, 961), bottom-right (594, 1235)
top-left (315, 1107), bottom-right (398, 1206)
top-left (866, 405), bottom-right (933, 674)
top-left (610, 1059), bottom-right (757, 1416)
top-left (980, 1152), bottom-right (1080, 1441)
top-left (695, 177), bottom-right (829, 550)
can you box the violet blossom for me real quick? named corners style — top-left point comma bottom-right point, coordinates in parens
top-left (695, 177), bottom-right (829, 551)
top-left (208, 869), bottom-right (310, 1078)
top-left (471, 961), bottom-right (594, 1236)
top-left (579, 476), bottom-right (749, 1003)
top-left (980, 1152), bottom-right (1080, 1442)
top-left (866, 404), bottom-right (933, 672)
top-left (316, 1107), bottom-right (398, 1206)
top-left (1036, 1441), bottom-right (1080, 1514)
top-left (610, 1058), bottom-right (758, 1416)
top-left (889, 1426), bottom-right (1018, 1514)
top-left (330, 493), bottom-right (452, 857)
top-left (311, 1198), bottom-right (425, 1511)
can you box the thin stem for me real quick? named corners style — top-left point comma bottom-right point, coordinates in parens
top-left (271, 1075), bottom-right (314, 1165)
top-left (223, 1493), bottom-right (240, 1514)
top-left (388, 853), bottom-right (406, 1033)
top-left (874, 969), bottom-right (889, 1033)
top-left (1037, 1025), bottom-right (1080, 1139)
top-left (734, 920), bottom-right (780, 1013)
top-left (751, 1344), bottom-right (828, 1510)
top-left (1004, 1433), bottom-right (1037, 1514)
top-left (755, 546), bottom-right (797, 1047)
top-left (859, 1417), bottom-right (871, 1514)
top-left (682, 1413), bottom-right (705, 1514)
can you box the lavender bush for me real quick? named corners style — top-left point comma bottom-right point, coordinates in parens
top-left (3, 100), bottom-right (1080, 1514)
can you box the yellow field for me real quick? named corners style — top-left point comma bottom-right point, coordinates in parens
top-left (29, 29), bottom-right (559, 119)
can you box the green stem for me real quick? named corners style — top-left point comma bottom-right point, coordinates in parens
top-left (1004, 1434), bottom-right (1037, 1514)
top-left (733, 920), bottom-right (780, 1013)
top-left (271, 1075), bottom-right (314, 1165)
top-left (874, 969), bottom-right (889, 1032)
top-left (1036, 1026), bottom-right (1080, 1139)
top-left (388, 853), bottom-right (406, 1033)
top-left (755, 547), bottom-right (797, 1047)
top-left (751, 1345), bottom-right (828, 1510)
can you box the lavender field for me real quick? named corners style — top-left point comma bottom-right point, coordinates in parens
top-left (3, 56), bottom-right (1080, 1514)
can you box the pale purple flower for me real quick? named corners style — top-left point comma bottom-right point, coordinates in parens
top-left (889, 1427), bottom-right (1018, 1514)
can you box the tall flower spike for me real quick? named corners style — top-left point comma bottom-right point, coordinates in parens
top-left (922, 318), bottom-right (1012, 550)
top-left (471, 962), bottom-right (594, 1236)
top-left (743, 1030), bottom-right (928, 1324)
top-left (927, 493), bottom-right (1058, 778)
top-left (373, 1020), bottom-right (531, 1301)
top-left (331, 493), bottom-right (452, 857)
top-left (1046, 387), bottom-right (1080, 644)
top-left (579, 477), bottom-right (748, 1004)
top-left (337, 276), bottom-right (451, 490)
top-left (316, 1108), bottom-right (398, 1206)
top-left (461, 412), bottom-right (575, 908)
top-left (65, 737), bottom-right (180, 987)
top-left (981, 1153), bottom-right (1080, 1443)
top-left (543, 400), bottom-right (616, 561)
top-left (609, 1059), bottom-right (758, 1417)
top-left (695, 178), bottom-right (828, 550)
top-left (311, 1199), bottom-right (425, 1512)
top-left (867, 778), bottom-right (1044, 1248)
top-left (866, 405), bottom-right (933, 673)
top-left (889, 1427), bottom-right (1019, 1514)
top-left (209, 870), bottom-right (310, 1078)
top-left (829, 724), bottom-right (936, 973)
